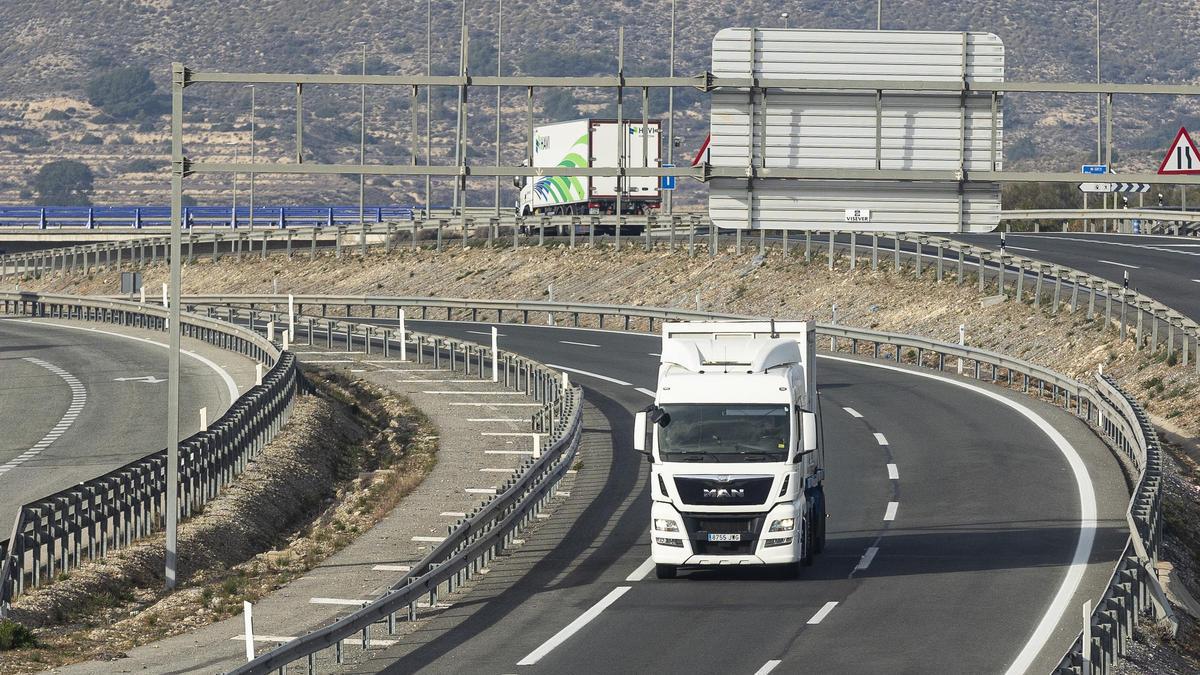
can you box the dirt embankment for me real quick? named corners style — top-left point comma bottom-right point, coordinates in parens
top-left (0, 370), bottom-right (436, 672)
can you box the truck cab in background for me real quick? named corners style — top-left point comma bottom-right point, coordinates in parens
top-left (634, 321), bottom-right (826, 579)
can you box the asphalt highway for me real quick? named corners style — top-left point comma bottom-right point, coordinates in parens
top-left (0, 318), bottom-right (251, 522)
top-left (954, 232), bottom-right (1200, 320)
top-left (331, 318), bottom-right (1130, 675)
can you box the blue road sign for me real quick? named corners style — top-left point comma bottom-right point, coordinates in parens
top-left (660, 163), bottom-right (676, 191)
top-left (1082, 164), bottom-right (1108, 175)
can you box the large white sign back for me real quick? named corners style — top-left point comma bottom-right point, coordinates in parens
top-left (708, 29), bottom-right (1004, 233)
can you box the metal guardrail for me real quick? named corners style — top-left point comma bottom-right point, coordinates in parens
top-left (185, 295), bottom-right (1170, 674)
top-left (3, 219), bottom-right (1195, 379)
top-left (179, 306), bottom-right (584, 674)
top-left (0, 292), bottom-right (298, 616)
top-left (0, 205), bottom-right (414, 229)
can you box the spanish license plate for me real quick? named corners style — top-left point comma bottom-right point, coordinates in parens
top-left (707, 533), bottom-right (742, 542)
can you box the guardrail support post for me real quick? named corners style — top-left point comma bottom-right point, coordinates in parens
top-left (848, 232), bottom-right (856, 270)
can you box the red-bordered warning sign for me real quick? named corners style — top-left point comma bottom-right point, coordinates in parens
top-left (1157, 126), bottom-right (1200, 175)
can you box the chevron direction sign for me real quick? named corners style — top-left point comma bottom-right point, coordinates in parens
top-left (1078, 182), bottom-right (1149, 193)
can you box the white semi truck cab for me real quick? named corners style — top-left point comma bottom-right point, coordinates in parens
top-left (634, 320), bottom-right (826, 579)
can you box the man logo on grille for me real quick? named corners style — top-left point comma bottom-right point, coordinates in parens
top-left (703, 488), bottom-right (746, 499)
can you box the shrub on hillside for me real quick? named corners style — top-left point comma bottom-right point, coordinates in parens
top-left (32, 159), bottom-right (94, 206)
top-left (85, 66), bottom-right (168, 120)
top-left (0, 619), bottom-right (36, 650)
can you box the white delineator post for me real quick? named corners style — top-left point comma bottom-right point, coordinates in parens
top-left (140, 286), bottom-right (146, 304)
top-left (399, 309), bottom-right (407, 361)
top-left (1081, 600), bottom-right (1092, 675)
top-left (267, 320), bottom-right (275, 342)
top-left (243, 600), bottom-right (255, 661)
top-left (491, 326), bottom-right (499, 382)
top-left (282, 331), bottom-right (289, 351)
top-left (288, 294), bottom-right (295, 342)
top-left (200, 406), bottom-right (208, 430)
top-left (161, 283), bottom-right (168, 308)
top-left (547, 282), bottom-right (555, 326)
top-left (830, 303), bottom-right (838, 351)
top-left (256, 363), bottom-right (263, 386)
top-left (532, 434), bottom-right (542, 459)
top-left (958, 324), bottom-right (966, 375)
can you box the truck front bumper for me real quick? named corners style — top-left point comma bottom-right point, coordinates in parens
top-left (650, 501), bottom-right (800, 566)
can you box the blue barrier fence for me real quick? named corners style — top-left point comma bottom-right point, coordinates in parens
top-left (0, 205), bottom-right (416, 229)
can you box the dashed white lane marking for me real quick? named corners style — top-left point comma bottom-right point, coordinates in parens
top-left (466, 330), bottom-right (505, 337)
top-left (626, 556), bottom-right (656, 582)
top-left (648, 352), bottom-right (660, 357)
top-left (480, 468), bottom-right (513, 473)
top-left (634, 387), bottom-right (656, 398)
top-left (481, 432), bottom-right (547, 437)
top-left (873, 432), bottom-right (889, 446)
top-left (1097, 259), bottom-right (1140, 269)
top-left (466, 487), bottom-right (498, 495)
top-left (1, 358), bottom-right (87, 477)
top-left (545, 363), bottom-right (632, 386)
top-left (310, 598), bottom-right (368, 606)
top-left (884, 502), bottom-right (899, 521)
top-left (469, 418), bottom-right (526, 422)
top-left (887, 464), bottom-right (899, 480)
top-left (559, 340), bottom-right (601, 348)
top-left (516, 586), bottom-right (632, 665)
top-left (411, 536), bottom-right (446, 543)
top-left (843, 407), bottom-right (863, 418)
top-left (819, 352), bottom-right (1097, 675)
top-left (1193, 279), bottom-right (1200, 283)
top-left (1004, 245), bottom-right (1039, 252)
top-left (754, 660), bottom-right (782, 675)
top-left (372, 564), bottom-right (412, 572)
top-left (854, 546), bottom-right (879, 571)
top-left (485, 450), bottom-right (533, 455)
top-left (439, 512), bottom-right (467, 518)
top-left (807, 601), bottom-right (839, 624)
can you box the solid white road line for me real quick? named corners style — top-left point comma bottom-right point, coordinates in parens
top-left (807, 601), bottom-right (839, 625)
top-left (449, 402), bottom-right (542, 407)
top-left (1193, 279), bottom-right (1200, 284)
top-left (481, 432), bottom-right (547, 437)
top-left (17, 320), bottom-right (239, 403)
top-left (625, 556), bottom-right (656, 582)
top-left (468, 418), bottom-right (526, 422)
top-left (466, 330), bottom-right (505, 337)
top-left (544, 363), bottom-right (632, 386)
top-left (516, 586), bottom-right (632, 665)
top-left (560, 340), bottom-right (602, 347)
top-left (819, 353), bottom-right (1097, 675)
top-left (480, 468), bottom-right (513, 473)
top-left (634, 387), bottom-right (656, 398)
top-left (884, 502), bottom-right (899, 521)
top-left (485, 450), bottom-right (534, 455)
top-left (754, 660), bottom-right (782, 675)
top-left (1004, 245), bottom-right (1039, 252)
top-left (873, 432), bottom-right (889, 446)
top-left (372, 564), bottom-right (412, 572)
top-left (423, 390), bottom-right (526, 395)
top-left (440, 512), bottom-right (467, 517)
top-left (854, 546), bottom-right (879, 571)
top-left (310, 598), bottom-right (368, 606)
top-left (843, 407), bottom-right (863, 418)
top-left (1097, 259), bottom-right (1140, 269)
top-left (466, 487), bottom-right (498, 495)
top-left (887, 463), bottom-right (899, 480)
top-left (412, 536), bottom-right (446, 543)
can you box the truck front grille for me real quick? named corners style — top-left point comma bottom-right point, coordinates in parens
top-left (673, 475), bottom-right (773, 506)
top-left (682, 514), bottom-right (762, 556)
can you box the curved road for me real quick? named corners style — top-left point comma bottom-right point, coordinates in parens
top-left (330, 318), bottom-right (1129, 674)
top-left (0, 317), bottom-right (254, 521)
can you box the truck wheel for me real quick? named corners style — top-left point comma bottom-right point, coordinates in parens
top-left (655, 564), bottom-right (677, 580)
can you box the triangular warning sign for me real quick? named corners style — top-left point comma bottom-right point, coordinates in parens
top-left (1157, 126), bottom-right (1200, 175)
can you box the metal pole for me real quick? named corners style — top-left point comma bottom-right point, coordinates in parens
top-left (666, 0), bottom-right (675, 215)
top-left (877, 0), bottom-right (882, 29)
top-left (495, 0), bottom-right (502, 217)
top-left (248, 85), bottom-right (255, 230)
top-left (451, 1), bottom-right (466, 217)
top-left (166, 63), bottom-right (185, 590)
top-left (232, 146), bottom-right (238, 228)
top-left (426, 0), bottom-right (432, 217)
top-left (360, 43), bottom-right (367, 254)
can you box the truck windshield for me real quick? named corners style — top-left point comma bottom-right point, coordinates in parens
top-left (657, 404), bottom-right (790, 462)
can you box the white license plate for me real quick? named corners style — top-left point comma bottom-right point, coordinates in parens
top-left (707, 533), bottom-right (742, 542)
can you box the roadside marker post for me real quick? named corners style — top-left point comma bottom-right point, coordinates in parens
top-left (288, 294), bottom-right (295, 343)
top-left (491, 326), bottom-right (499, 383)
top-left (200, 406), bottom-right (207, 430)
top-left (399, 309), bottom-right (407, 361)
top-left (243, 601), bottom-right (255, 661)
top-left (958, 324), bottom-right (966, 375)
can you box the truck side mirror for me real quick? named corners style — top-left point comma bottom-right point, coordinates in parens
top-left (633, 411), bottom-right (648, 452)
top-left (801, 411), bottom-right (818, 455)
top-left (512, 175), bottom-right (523, 188)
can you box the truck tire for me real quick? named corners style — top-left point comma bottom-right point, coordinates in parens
top-left (655, 564), bottom-right (677, 580)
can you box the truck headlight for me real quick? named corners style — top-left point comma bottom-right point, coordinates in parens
top-left (769, 517), bottom-right (795, 532)
top-left (654, 518), bottom-right (680, 532)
